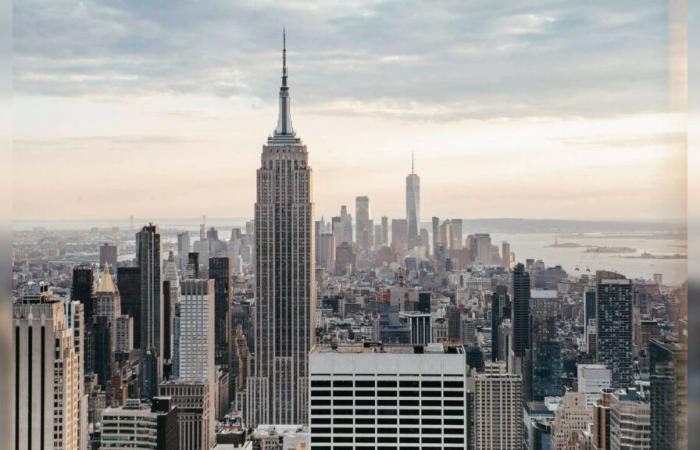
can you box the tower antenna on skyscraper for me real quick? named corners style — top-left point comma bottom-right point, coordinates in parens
top-left (282, 27), bottom-right (287, 87)
top-left (411, 150), bottom-right (415, 174)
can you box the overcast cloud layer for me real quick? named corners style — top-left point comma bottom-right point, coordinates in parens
top-left (12, 0), bottom-right (688, 222)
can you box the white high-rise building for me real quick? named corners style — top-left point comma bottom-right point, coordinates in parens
top-left (405, 152), bottom-right (420, 245)
top-left (247, 30), bottom-right (315, 428)
top-left (471, 362), bottom-right (523, 450)
top-left (174, 279), bottom-right (216, 449)
top-left (577, 364), bottom-right (612, 406)
top-left (309, 343), bottom-right (467, 449)
top-left (13, 283), bottom-right (81, 450)
top-left (178, 279), bottom-right (215, 386)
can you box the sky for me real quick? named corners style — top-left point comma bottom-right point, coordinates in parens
top-left (11, 0), bottom-right (690, 222)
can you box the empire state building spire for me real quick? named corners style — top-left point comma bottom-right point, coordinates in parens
top-left (274, 28), bottom-right (295, 138)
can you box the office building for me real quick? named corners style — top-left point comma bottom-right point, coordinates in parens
top-left (649, 339), bottom-right (688, 450)
top-left (309, 343), bottom-right (467, 449)
top-left (177, 231), bottom-right (191, 274)
top-left (596, 277), bottom-right (633, 388)
top-left (390, 218), bottom-right (408, 256)
top-left (531, 340), bottom-right (562, 401)
top-left (512, 263), bottom-right (531, 359)
top-left (405, 153), bottom-right (420, 245)
top-left (13, 283), bottom-right (81, 450)
top-left (178, 279), bottom-right (215, 388)
top-left (355, 196), bottom-right (372, 254)
top-left (502, 241), bottom-right (512, 267)
top-left (471, 362), bottom-right (523, 450)
top-left (491, 286), bottom-right (510, 362)
top-left (551, 391), bottom-right (593, 450)
top-left (248, 33), bottom-right (315, 427)
top-left (380, 216), bottom-right (389, 246)
top-left (100, 397), bottom-right (178, 450)
top-left (316, 233), bottom-right (335, 272)
top-left (334, 242), bottom-right (356, 276)
top-left (400, 312), bottom-right (432, 345)
top-left (578, 364), bottom-right (612, 406)
top-left (115, 315), bottom-right (134, 354)
top-left (159, 381), bottom-right (213, 450)
top-left (64, 300), bottom-right (88, 450)
top-left (209, 257), bottom-right (232, 368)
top-left (71, 264), bottom-right (95, 329)
top-left (100, 243), bottom-right (118, 271)
top-left (584, 287), bottom-right (597, 354)
top-left (609, 389), bottom-right (650, 450)
top-left (137, 223), bottom-right (164, 399)
top-left (117, 266), bottom-right (141, 348)
top-left (186, 252), bottom-right (199, 279)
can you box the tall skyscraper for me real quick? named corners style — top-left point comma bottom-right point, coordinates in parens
top-left (355, 195), bottom-right (371, 253)
top-left (209, 257), bottom-right (232, 367)
top-left (511, 263), bottom-right (531, 359)
top-left (137, 223), bottom-right (164, 399)
top-left (13, 283), bottom-right (82, 450)
top-left (405, 152), bottom-right (420, 245)
top-left (248, 31), bottom-right (315, 427)
top-left (380, 215), bottom-right (389, 246)
top-left (649, 339), bottom-right (688, 450)
top-left (178, 279), bottom-right (215, 386)
top-left (177, 231), bottom-right (191, 274)
top-left (71, 264), bottom-right (95, 330)
top-left (163, 249), bottom-right (180, 367)
top-left (490, 285), bottom-right (510, 362)
top-left (596, 277), bottom-right (633, 388)
top-left (431, 216), bottom-right (440, 256)
top-left (93, 264), bottom-right (121, 385)
top-left (117, 266), bottom-right (141, 348)
top-left (584, 286), bottom-right (597, 354)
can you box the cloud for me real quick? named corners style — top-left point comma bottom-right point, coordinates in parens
top-left (13, 0), bottom-right (671, 119)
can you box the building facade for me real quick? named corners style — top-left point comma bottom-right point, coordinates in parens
top-left (248, 33), bottom-right (315, 427)
top-left (309, 343), bottom-right (467, 449)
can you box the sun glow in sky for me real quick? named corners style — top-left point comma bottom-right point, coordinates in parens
top-left (12, 0), bottom-right (688, 222)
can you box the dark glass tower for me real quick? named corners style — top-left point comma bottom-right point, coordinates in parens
top-left (649, 339), bottom-right (687, 450)
top-left (71, 264), bottom-right (95, 325)
top-left (209, 256), bottom-right (232, 367)
top-left (117, 266), bottom-right (141, 348)
top-left (491, 285), bottom-right (510, 362)
top-left (511, 263), bottom-right (531, 358)
top-left (136, 223), bottom-right (163, 399)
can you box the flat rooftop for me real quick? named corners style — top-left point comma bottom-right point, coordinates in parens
top-left (312, 343), bottom-right (463, 355)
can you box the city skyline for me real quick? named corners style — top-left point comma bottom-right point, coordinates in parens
top-left (12, 1), bottom-right (688, 222)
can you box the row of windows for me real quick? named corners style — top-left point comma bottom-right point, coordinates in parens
top-left (311, 446), bottom-right (461, 450)
top-left (311, 390), bottom-right (464, 398)
top-left (311, 380), bottom-right (464, 388)
top-left (311, 408), bottom-right (465, 417)
top-left (311, 417), bottom-right (464, 426)
top-left (310, 427), bottom-right (465, 435)
top-left (311, 435), bottom-right (465, 444)
top-left (311, 399), bottom-right (464, 407)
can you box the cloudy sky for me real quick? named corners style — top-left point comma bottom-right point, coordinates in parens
top-left (12, 0), bottom-right (689, 222)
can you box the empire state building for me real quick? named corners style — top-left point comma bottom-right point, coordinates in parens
top-left (246, 31), bottom-right (316, 427)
